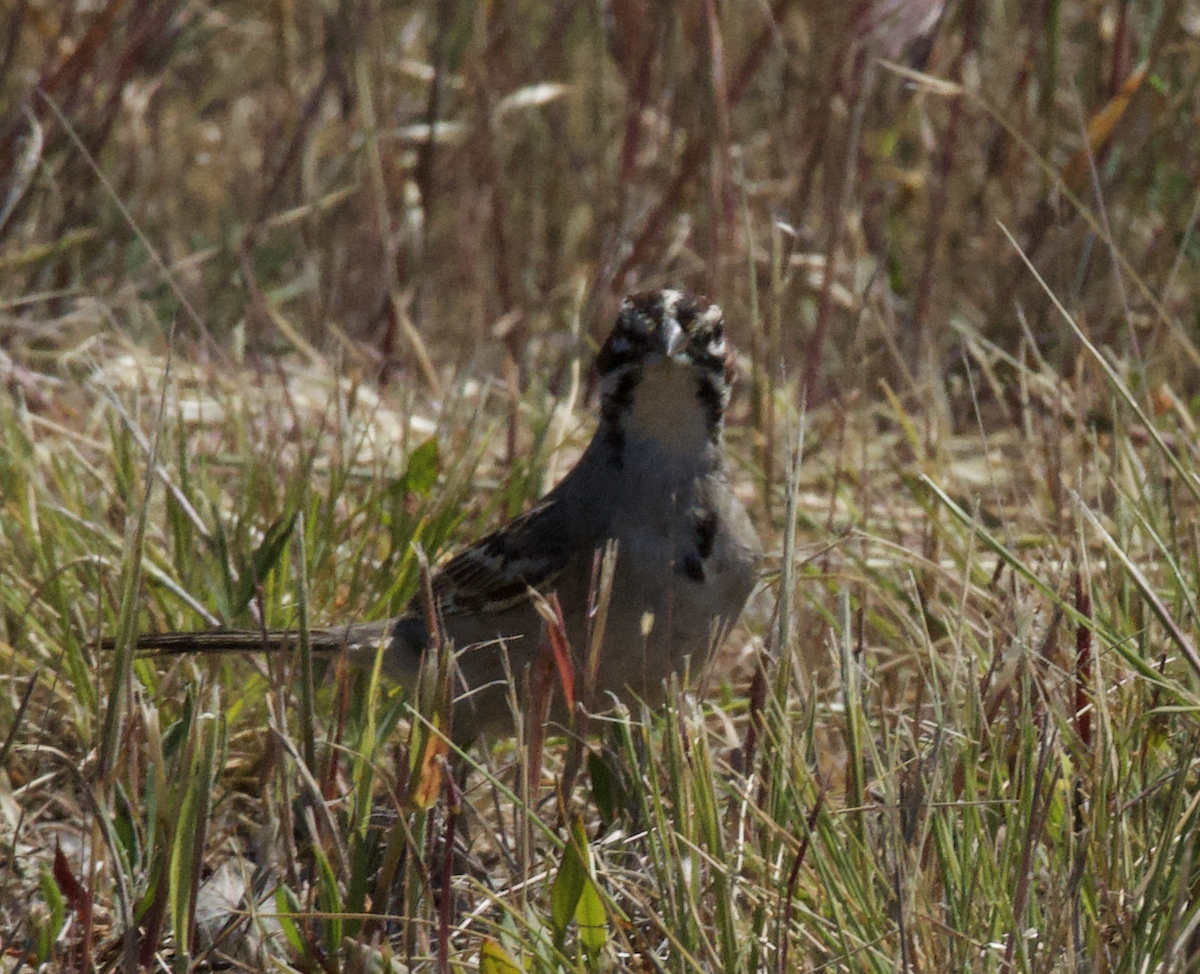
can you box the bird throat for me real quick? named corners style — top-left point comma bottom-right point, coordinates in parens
top-left (621, 359), bottom-right (716, 459)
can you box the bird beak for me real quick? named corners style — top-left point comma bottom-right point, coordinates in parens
top-left (661, 317), bottom-right (686, 360)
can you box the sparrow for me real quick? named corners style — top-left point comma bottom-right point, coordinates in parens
top-left (129, 289), bottom-right (764, 743)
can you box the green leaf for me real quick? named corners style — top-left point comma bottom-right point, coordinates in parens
top-left (575, 865), bottom-right (607, 958)
top-left (210, 504), bottom-right (235, 621)
top-left (232, 514), bottom-right (295, 617)
top-left (167, 705), bottom-right (222, 966)
top-left (549, 820), bottom-right (588, 950)
top-left (588, 750), bottom-right (619, 829)
top-left (113, 780), bottom-right (142, 871)
top-left (167, 770), bottom-right (199, 959)
top-left (36, 866), bottom-right (66, 962)
top-left (549, 815), bottom-right (606, 957)
top-left (274, 885), bottom-right (305, 954)
top-left (399, 437), bottom-right (441, 497)
top-left (313, 842), bottom-right (343, 952)
top-left (480, 938), bottom-right (524, 974)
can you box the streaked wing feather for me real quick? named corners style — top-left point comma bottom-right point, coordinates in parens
top-left (429, 500), bottom-right (569, 614)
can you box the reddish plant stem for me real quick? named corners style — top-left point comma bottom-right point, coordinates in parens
top-left (1074, 569), bottom-right (1093, 747)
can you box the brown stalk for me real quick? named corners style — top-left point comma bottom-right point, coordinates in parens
top-left (1002, 719), bottom-right (1058, 971)
top-left (53, 842), bottom-right (95, 972)
top-left (89, 1), bottom-right (180, 163)
top-left (1073, 569), bottom-right (1092, 748)
top-left (470, 14), bottom-right (525, 469)
top-left (618, 42), bottom-right (655, 188)
top-left (408, 550), bottom-right (451, 810)
top-left (523, 632), bottom-right (556, 874)
top-left (740, 657), bottom-right (768, 774)
top-left (39, 0), bottom-right (124, 101)
top-left (909, 0), bottom-right (982, 373)
top-left (475, 55), bottom-right (514, 317)
top-left (610, 0), bottom-right (795, 292)
top-left (325, 652), bottom-right (352, 802)
top-left (1109, 0), bottom-right (1132, 97)
top-left (802, 1), bottom-right (869, 408)
top-left (258, 68), bottom-right (334, 221)
top-left (0, 0), bottom-right (29, 96)
top-left (414, 0), bottom-right (456, 318)
top-left (559, 545), bottom-right (615, 815)
top-left (437, 757), bottom-right (461, 974)
top-left (777, 780), bottom-right (827, 974)
top-left (703, 0), bottom-right (733, 294)
top-left (136, 881), bottom-right (168, 969)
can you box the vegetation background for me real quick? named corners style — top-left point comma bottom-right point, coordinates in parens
top-left (3, 0), bottom-right (1200, 970)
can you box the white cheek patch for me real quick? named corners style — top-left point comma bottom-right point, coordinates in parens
top-left (660, 289), bottom-right (683, 332)
top-left (698, 305), bottom-right (723, 335)
top-left (697, 303), bottom-right (725, 357)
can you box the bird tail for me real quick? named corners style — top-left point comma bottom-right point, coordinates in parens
top-left (108, 621), bottom-right (395, 662)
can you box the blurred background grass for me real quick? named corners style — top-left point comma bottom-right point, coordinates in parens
top-left (4, 1), bottom-right (1200, 971)
top-left (4, 1), bottom-right (1195, 400)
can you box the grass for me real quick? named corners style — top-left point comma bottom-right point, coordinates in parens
top-left (4, 1), bottom-right (1200, 971)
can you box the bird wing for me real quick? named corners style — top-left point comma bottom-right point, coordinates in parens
top-left (426, 499), bottom-right (574, 616)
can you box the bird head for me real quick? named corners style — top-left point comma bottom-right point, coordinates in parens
top-left (596, 289), bottom-right (733, 458)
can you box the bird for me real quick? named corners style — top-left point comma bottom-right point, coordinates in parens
top-left (128, 289), bottom-right (764, 744)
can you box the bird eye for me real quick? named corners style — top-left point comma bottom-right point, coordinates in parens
top-left (617, 308), bottom-right (651, 341)
top-left (608, 333), bottom-right (632, 356)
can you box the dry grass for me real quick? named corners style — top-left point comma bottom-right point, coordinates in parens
top-left (4, 1), bottom-right (1200, 971)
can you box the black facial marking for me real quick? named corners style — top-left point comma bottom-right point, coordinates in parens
top-left (601, 368), bottom-right (640, 464)
top-left (596, 291), bottom-right (666, 377)
top-left (694, 509), bottom-right (717, 559)
top-left (695, 373), bottom-right (727, 441)
top-left (679, 509), bottom-right (717, 584)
